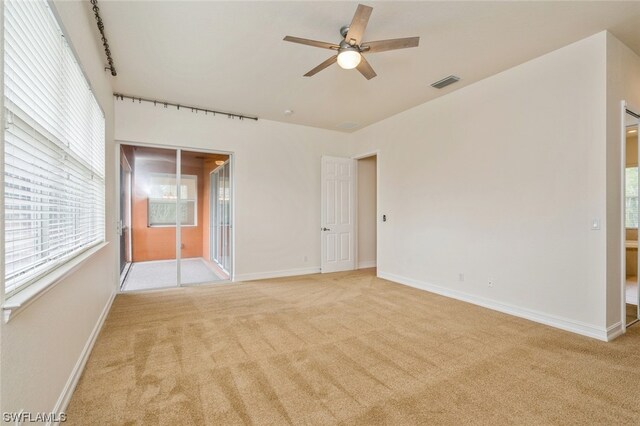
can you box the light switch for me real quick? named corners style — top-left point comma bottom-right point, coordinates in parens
top-left (591, 219), bottom-right (600, 230)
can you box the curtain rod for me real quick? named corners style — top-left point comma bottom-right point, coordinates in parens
top-left (90, 0), bottom-right (116, 76)
top-left (114, 93), bottom-right (259, 121)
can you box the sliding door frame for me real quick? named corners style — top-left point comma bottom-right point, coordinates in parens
top-left (118, 148), bottom-right (133, 287)
top-left (209, 159), bottom-right (232, 275)
top-left (114, 139), bottom-right (235, 293)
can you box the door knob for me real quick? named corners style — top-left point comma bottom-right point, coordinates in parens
top-left (321, 227), bottom-right (331, 231)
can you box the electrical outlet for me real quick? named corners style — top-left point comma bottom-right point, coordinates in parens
top-left (458, 273), bottom-right (464, 282)
top-left (488, 279), bottom-right (494, 288)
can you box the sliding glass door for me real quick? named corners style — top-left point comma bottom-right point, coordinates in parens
top-left (211, 161), bottom-right (231, 274)
top-left (179, 150), bottom-right (232, 284)
top-left (626, 109), bottom-right (640, 326)
top-left (120, 144), bottom-right (232, 291)
top-left (120, 145), bottom-right (178, 291)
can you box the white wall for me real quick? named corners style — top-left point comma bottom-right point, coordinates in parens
top-left (349, 32), bottom-right (611, 339)
top-left (0, 1), bottom-right (117, 416)
top-left (605, 33), bottom-right (640, 328)
top-left (357, 156), bottom-right (377, 268)
top-left (115, 101), bottom-right (351, 280)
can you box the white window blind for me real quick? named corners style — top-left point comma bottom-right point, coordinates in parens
top-left (3, 0), bottom-right (105, 296)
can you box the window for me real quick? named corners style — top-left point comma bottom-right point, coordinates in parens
top-left (626, 167), bottom-right (639, 228)
top-left (3, 0), bottom-right (106, 296)
top-left (148, 174), bottom-right (197, 226)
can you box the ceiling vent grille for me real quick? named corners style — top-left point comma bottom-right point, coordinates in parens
top-left (431, 75), bottom-right (460, 89)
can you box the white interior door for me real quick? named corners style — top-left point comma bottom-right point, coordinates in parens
top-left (321, 156), bottom-right (355, 273)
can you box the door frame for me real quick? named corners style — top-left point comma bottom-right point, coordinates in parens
top-left (620, 101), bottom-right (640, 332)
top-left (114, 139), bottom-right (236, 293)
top-left (353, 150), bottom-right (380, 274)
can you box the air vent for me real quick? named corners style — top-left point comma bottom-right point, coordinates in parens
top-left (431, 75), bottom-right (460, 89)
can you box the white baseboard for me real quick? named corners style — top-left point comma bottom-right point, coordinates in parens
top-left (50, 290), bottom-right (116, 425)
top-left (357, 260), bottom-right (377, 269)
top-left (378, 271), bottom-right (610, 342)
top-left (607, 321), bottom-right (624, 341)
top-left (235, 267), bottom-right (321, 282)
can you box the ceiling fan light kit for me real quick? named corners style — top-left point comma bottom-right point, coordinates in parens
top-left (337, 45), bottom-right (362, 69)
top-left (283, 3), bottom-right (419, 80)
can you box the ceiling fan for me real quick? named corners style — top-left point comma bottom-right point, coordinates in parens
top-left (283, 3), bottom-right (419, 80)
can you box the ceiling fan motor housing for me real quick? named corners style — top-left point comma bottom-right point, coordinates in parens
top-left (339, 40), bottom-right (360, 53)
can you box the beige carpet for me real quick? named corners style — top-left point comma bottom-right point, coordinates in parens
top-left (66, 269), bottom-right (640, 424)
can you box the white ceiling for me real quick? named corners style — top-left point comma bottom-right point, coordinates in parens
top-left (98, 1), bottom-right (640, 132)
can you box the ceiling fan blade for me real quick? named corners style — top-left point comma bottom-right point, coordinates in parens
top-left (345, 4), bottom-right (373, 46)
top-left (361, 37), bottom-right (420, 53)
top-left (283, 36), bottom-right (339, 50)
top-left (304, 55), bottom-right (338, 77)
top-left (356, 55), bottom-right (377, 80)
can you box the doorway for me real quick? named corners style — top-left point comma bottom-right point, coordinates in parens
top-left (624, 107), bottom-right (640, 327)
top-left (356, 154), bottom-right (377, 271)
top-left (319, 153), bottom-right (378, 274)
top-left (118, 144), bottom-right (233, 291)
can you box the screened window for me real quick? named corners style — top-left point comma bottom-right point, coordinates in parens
top-left (3, 0), bottom-right (106, 296)
top-left (148, 174), bottom-right (197, 226)
top-left (626, 167), bottom-right (638, 229)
